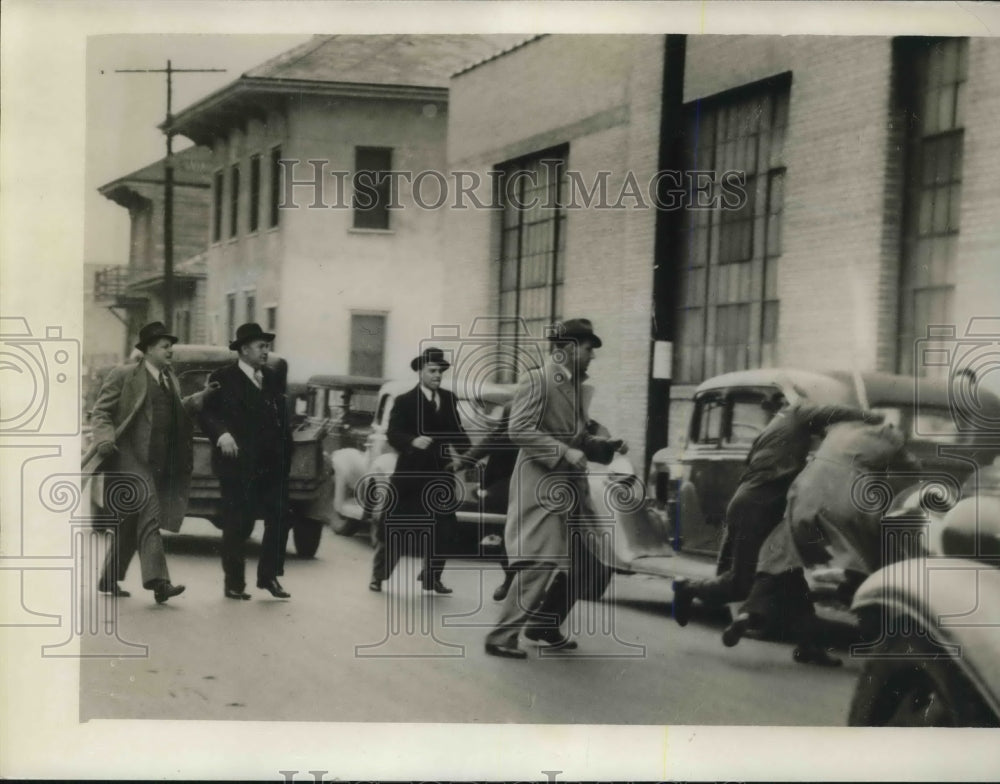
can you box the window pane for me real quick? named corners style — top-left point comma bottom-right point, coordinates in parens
top-left (269, 147), bottom-right (282, 228)
top-left (249, 154), bottom-right (261, 232)
top-left (230, 164), bottom-right (240, 238)
top-left (353, 147), bottom-right (392, 230)
top-left (350, 314), bottom-right (386, 377)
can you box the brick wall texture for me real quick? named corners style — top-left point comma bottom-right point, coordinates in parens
top-left (449, 34), bottom-right (1000, 460)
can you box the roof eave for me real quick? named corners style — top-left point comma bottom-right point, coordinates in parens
top-left (164, 77), bottom-right (449, 145)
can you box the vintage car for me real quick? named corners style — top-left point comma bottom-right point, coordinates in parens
top-left (631, 368), bottom-right (1000, 590)
top-left (86, 344), bottom-right (330, 558)
top-left (848, 458), bottom-right (1000, 727)
top-left (323, 376), bottom-right (516, 549)
top-left (323, 375), bottom-right (649, 565)
top-left (295, 374), bottom-right (384, 456)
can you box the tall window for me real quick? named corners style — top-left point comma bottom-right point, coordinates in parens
top-left (897, 38), bottom-right (968, 376)
top-left (229, 163), bottom-right (240, 238)
top-left (349, 313), bottom-right (386, 377)
top-left (265, 305), bottom-right (277, 332)
top-left (674, 74), bottom-right (790, 383)
top-left (495, 148), bottom-right (568, 378)
top-left (269, 146), bottom-right (282, 228)
top-left (353, 147), bottom-right (393, 230)
top-left (212, 170), bottom-right (223, 243)
top-left (226, 293), bottom-right (236, 341)
top-left (249, 154), bottom-right (261, 233)
top-left (245, 291), bottom-right (256, 324)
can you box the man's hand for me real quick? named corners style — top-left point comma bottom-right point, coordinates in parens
top-left (412, 435), bottom-right (433, 450)
top-left (564, 447), bottom-right (588, 470)
top-left (218, 432), bottom-right (239, 458)
top-left (187, 381), bottom-right (221, 412)
top-left (96, 441), bottom-right (117, 458)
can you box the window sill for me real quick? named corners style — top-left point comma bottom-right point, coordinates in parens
top-left (348, 228), bottom-right (395, 236)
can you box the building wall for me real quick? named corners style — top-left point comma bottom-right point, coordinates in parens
top-left (447, 35), bottom-right (666, 469)
top-left (952, 37), bottom-right (1000, 396)
top-left (205, 96), bottom-right (452, 382)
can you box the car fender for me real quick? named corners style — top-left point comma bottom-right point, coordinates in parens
top-left (852, 556), bottom-right (1000, 719)
top-left (330, 448), bottom-right (366, 504)
top-left (585, 453), bottom-right (673, 570)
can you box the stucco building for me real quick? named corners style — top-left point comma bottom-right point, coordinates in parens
top-left (165, 34), bottom-right (521, 380)
top-left (93, 145), bottom-right (214, 350)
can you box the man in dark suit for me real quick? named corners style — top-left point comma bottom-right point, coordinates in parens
top-left (85, 321), bottom-right (211, 604)
top-left (369, 347), bottom-right (470, 594)
top-left (200, 323), bottom-right (294, 600)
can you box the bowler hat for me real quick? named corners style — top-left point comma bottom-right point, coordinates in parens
top-left (135, 321), bottom-right (178, 352)
top-left (229, 322), bottom-right (276, 351)
top-left (548, 318), bottom-right (603, 348)
top-left (410, 347), bottom-right (451, 372)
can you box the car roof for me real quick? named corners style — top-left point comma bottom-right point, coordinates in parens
top-left (694, 367), bottom-right (855, 404)
top-left (695, 367), bottom-right (1000, 414)
top-left (377, 376), bottom-right (517, 405)
top-left (307, 374), bottom-right (385, 389)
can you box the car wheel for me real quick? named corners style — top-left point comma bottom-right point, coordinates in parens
top-left (292, 519), bottom-right (323, 558)
top-left (848, 633), bottom-right (999, 727)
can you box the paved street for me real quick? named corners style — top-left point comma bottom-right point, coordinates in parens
top-left (81, 519), bottom-right (862, 725)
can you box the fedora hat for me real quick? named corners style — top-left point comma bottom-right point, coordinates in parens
top-left (135, 321), bottom-right (178, 352)
top-left (548, 318), bottom-right (602, 348)
top-left (229, 322), bottom-right (276, 351)
top-left (410, 347), bottom-right (451, 372)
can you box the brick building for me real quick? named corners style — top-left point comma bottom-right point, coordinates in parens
top-left (93, 144), bottom-right (214, 350)
top-left (444, 34), bottom-right (1000, 469)
top-left (165, 34), bottom-right (521, 381)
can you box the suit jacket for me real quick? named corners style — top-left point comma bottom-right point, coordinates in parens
top-left (386, 384), bottom-right (470, 521)
top-left (504, 360), bottom-right (618, 565)
top-left (740, 403), bottom-right (876, 488)
top-left (83, 360), bottom-right (197, 532)
top-left (199, 363), bottom-right (293, 484)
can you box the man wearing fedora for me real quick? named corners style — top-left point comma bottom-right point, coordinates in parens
top-left (485, 318), bottom-right (628, 659)
top-left (370, 347), bottom-right (471, 594)
top-left (86, 321), bottom-right (212, 604)
top-left (200, 323), bottom-right (294, 600)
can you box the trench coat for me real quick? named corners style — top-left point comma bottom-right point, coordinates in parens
top-left (504, 360), bottom-right (618, 566)
top-left (759, 421), bottom-right (922, 576)
top-left (83, 361), bottom-right (201, 533)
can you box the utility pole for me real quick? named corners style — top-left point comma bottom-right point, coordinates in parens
top-left (117, 61), bottom-right (225, 331)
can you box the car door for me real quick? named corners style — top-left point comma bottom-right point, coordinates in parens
top-left (677, 385), bottom-right (778, 556)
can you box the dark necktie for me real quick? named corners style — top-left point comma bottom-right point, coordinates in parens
top-left (159, 370), bottom-right (171, 396)
top-left (432, 391), bottom-right (439, 412)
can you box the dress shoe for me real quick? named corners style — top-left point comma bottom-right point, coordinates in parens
top-left (721, 612), bottom-right (751, 648)
top-left (257, 578), bottom-right (291, 599)
top-left (485, 642), bottom-right (527, 659)
top-left (493, 572), bottom-right (515, 602)
top-left (525, 628), bottom-right (578, 650)
top-left (98, 580), bottom-right (131, 598)
top-left (672, 579), bottom-right (693, 627)
top-left (225, 588), bottom-right (252, 600)
top-left (793, 643), bottom-right (843, 668)
top-left (153, 582), bottom-right (185, 604)
top-left (368, 579), bottom-right (382, 592)
top-left (422, 579), bottom-right (453, 594)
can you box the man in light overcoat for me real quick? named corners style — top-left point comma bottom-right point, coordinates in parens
top-left (84, 321), bottom-right (212, 604)
top-left (485, 318), bottom-right (628, 659)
